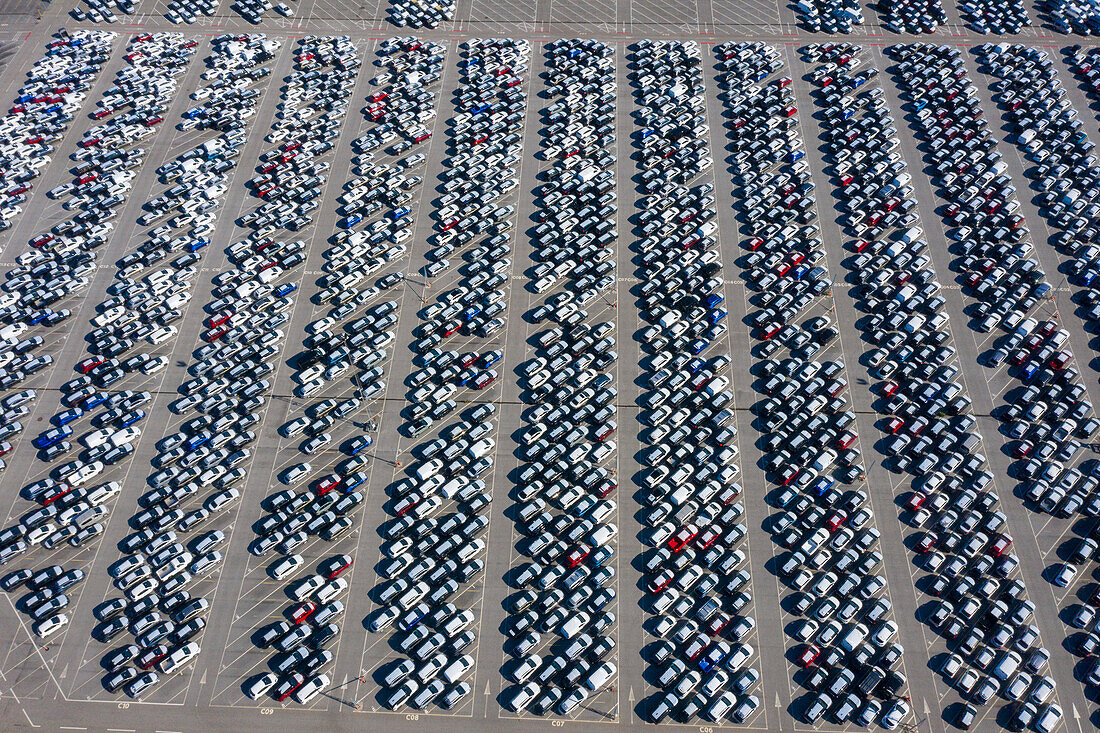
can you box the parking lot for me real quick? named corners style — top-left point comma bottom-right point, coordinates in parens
top-left (0, 0), bottom-right (1099, 728)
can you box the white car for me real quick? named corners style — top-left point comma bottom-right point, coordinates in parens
top-left (83, 428), bottom-right (115, 448)
top-left (290, 574), bottom-right (325, 601)
top-left (442, 654), bottom-right (473, 684)
top-left (245, 672), bottom-right (277, 700)
top-left (269, 554), bottom-right (304, 580)
top-left (25, 522), bottom-right (55, 546)
top-left (283, 463), bottom-right (312, 484)
top-left (142, 356), bottom-right (168, 375)
top-left (146, 325), bottom-right (177, 345)
top-left (33, 613), bottom-right (68, 638)
top-left (506, 682), bottom-right (540, 712)
top-left (111, 426), bottom-right (141, 447)
top-left (69, 461), bottom-right (105, 486)
top-left (509, 654), bottom-right (541, 683)
top-left (314, 578), bottom-right (348, 604)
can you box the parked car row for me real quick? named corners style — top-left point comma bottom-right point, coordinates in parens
top-left (1002, 45), bottom-right (1100, 351)
top-left (1, 29), bottom-right (115, 193)
top-left (234, 0), bottom-right (292, 24)
top-left (1, 37), bottom-right (277, 647)
top-left (1, 563), bottom-right (86, 638)
top-left (497, 38), bottom-right (620, 719)
top-left (958, 0), bottom-right (1030, 34)
top-left (1049, 0), bottom-right (1100, 35)
top-left (389, 0), bottom-right (454, 29)
top-left (0, 31), bottom-right (116, 501)
top-left (0, 32), bottom-right (196, 577)
top-left (794, 0), bottom-right (864, 33)
top-left (897, 43), bottom-right (1098, 520)
top-left (368, 37), bottom-right (528, 713)
top-left (878, 0), bottom-right (945, 33)
top-left (719, 41), bottom-right (912, 730)
top-left (1, 385), bottom-right (150, 570)
top-left (976, 40), bottom-right (1100, 705)
top-left (206, 37), bottom-right (363, 705)
top-left (84, 38), bottom-right (345, 703)
top-left (72, 0), bottom-right (134, 23)
top-left (368, 404), bottom-right (494, 712)
top-left (181, 35), bottom-right (279, 132)
top-left (277, 37), bottom-right (441, 498)
top-left (628, 40), bottom-right (759, 727)
top-left (166, 0), bottom-right (219, 23)
top-left (806, 42), bottom-right (1061, 732)
top-left (244, 552), bottom-right (350, 704)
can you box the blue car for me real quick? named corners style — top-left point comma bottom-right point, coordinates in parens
top-left (343, 473), bottom-right (368, 491)
top-left (82, 392), bottom-right (108, 409)
top-left (348, 435), bottom-right (373, 455)
top-left (118, 409), bottom-right (145, 428)
top-left (812, 477), bottom-right (837, 497)
top-left (33, 425), bottom-right (72, 449)
top-left (187, 238), bottom-right (209, 252)
top-left (55, 407), bottom-right (84, 426)
top-left (185, 433), bottom-right (211, 451)
top-left (275, 282), bottom-right (297, 298)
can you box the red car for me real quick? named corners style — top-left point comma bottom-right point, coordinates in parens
top-left (667, 524), bottom-right (698, 553)
top-left (647, 569), bottom-right (674, 594)
top-left (290, 601), bottom-right (316, 625)
top-left (275, 673), bottom-right (306, 701)
top-left (320, 554), bottom-right (352, 579)
top-left (136, 644), bottom-right (169, 670)
top-left (563, 546), bottom-right (589, 569)
top-left (314, 475), bottom-right (340, 496)
top-left (472, 371), bottom-right (496, 389)
top-left (695, 526), bottom-right (720, 550)
top-left (40, 484), bottom-right (71, 506)
top-left (797, 645), bottom-right (821, 668)
top-left (77, 356), bottom-right (105, 374)
top-left (989, 534), bottom-right (1013, 557)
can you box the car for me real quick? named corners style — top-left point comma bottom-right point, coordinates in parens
top-left (506, 682), bottom-right (540, 711)
top-left (245, 672), bottom-right (278, 699)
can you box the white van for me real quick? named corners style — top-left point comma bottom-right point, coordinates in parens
top-left (839, 623), bottom-right (868, 653)
top-left (468, 438), bottom-right (495, 460)
top-left (158, 642), bottom-right (200, 674)
top-left (292, 674), bottom-right (330, 704)
top-left (414, 458), bottom-right (443, 482)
